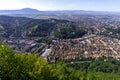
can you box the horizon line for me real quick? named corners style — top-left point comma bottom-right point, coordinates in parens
top-left (0, 8), bottom-right (120, 12)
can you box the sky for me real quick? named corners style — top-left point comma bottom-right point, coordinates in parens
top-left (0, 0), bottom-right (120, 11)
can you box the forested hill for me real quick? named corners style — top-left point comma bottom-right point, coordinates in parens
top-left (0, 15), bottom-right (39, 37)
top-left (0, 15), bottom-right (87, 38)
top-left (0, 15), bottom-right (70, 37)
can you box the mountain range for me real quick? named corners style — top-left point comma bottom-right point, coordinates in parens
top-left (0, 8), bottom-right (41, 14)
top-left (0, 8), bottom-right (120, 15)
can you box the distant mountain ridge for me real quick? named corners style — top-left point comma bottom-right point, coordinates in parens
top-left (0, 8), bottom-right (41, 14)
top-left (0, 8), bottom-right (120, 19)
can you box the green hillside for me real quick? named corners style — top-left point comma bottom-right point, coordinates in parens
top-left (0, 16), bottom-right (88, 38)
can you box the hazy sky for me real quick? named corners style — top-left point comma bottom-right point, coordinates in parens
top-left (0, 0), bottom-right (120, 11)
